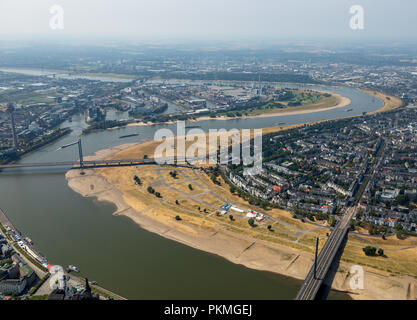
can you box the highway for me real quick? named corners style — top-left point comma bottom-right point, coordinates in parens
top-left (295, 206), bottom-right (356, 300)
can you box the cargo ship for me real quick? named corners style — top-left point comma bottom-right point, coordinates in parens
top-left (119, 133), bottom-right (139, 139)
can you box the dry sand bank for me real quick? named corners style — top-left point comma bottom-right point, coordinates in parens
top-left (360, 89), bottom-right (403, 113)
top-left (65, 143), bottom-right (417, 300)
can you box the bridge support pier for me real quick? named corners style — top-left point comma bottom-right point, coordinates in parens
top-left (314, 237), bottom-right (319, 279)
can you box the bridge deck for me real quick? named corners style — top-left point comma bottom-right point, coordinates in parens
top-left (0, 159), bottom-right (157, 169)
top-left (295, 226), bottom-right (349, 300)
top-left (295, 206), bottom-right (355, 300)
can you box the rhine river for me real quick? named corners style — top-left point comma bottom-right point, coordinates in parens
top-left (0, 73), bottom-right (382, 299)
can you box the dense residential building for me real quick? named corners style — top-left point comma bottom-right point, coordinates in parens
top-left (226, 106), bottom-right (417, 235)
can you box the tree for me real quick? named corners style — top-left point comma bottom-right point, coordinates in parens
top-left (175, 200), bottom-right (179, 205)
top-left (396, 230), bottom-right (407, 240)
top-left (211, 175), bottom-right (221, 185)
top-left (175, 215), bottom-right (182, 221)
top-left (147, 186), bottom-right (155, 194)
top-left (248, 218), bottom-right (255, 227)
top-left (396, 194), bottom-right (408, 206)
top-left (133, 175), bottom-right (142, 185)
top-left (377, 248), bottom-right (384, 256)
top-left (362, 246), bottom-right (377, 256)
top-left (230, 185), bottom-right (237, 194)
top-left (188, 184), bottom-right (193, 190)
top-left (328, 216), bottom-right (336, 227)
top-left (229, 214), bottom-right (234, 221)
top-left (267, 225), bottom-right (273, 231)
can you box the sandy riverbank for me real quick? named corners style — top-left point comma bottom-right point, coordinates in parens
top-left (65, 142), bottom-right (417, 300)
top-left (359, 89), bottom-right (403, 114)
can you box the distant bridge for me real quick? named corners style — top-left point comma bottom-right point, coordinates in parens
top-left (0, 158), bottom-right (157, 170)
top-left (0, 139), bottom-right (157, 170)
top-left (0, 139), bottom-right (213, 170)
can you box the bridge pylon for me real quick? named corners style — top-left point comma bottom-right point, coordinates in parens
top-left (78, 139), bottom-right (84, 168)
top-left (314, 237), bottom-right (319, 279)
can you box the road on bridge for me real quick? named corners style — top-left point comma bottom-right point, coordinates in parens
top-left (0, 158), bottom-right (157, 170)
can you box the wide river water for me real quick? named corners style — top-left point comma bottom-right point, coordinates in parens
top-left (0, 75), bottom-right (382, 299)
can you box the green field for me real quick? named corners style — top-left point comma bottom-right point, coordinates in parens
top-left (216, 90), bottom-right (338, 117)
top-left (1, 88), bottom-right (58, 105)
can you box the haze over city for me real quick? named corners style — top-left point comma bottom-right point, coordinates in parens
top-left (0, 0), bottom-right (417, 42)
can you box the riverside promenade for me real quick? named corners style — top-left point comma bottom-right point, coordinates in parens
top-left (0, 207), bottom-right (126, 300)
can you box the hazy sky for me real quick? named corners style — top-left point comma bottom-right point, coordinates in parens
top-left (0, 0), bottom-right (416, 42)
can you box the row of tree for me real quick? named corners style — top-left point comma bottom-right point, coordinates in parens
top-left (362, 246), bottom-right (384, 257)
